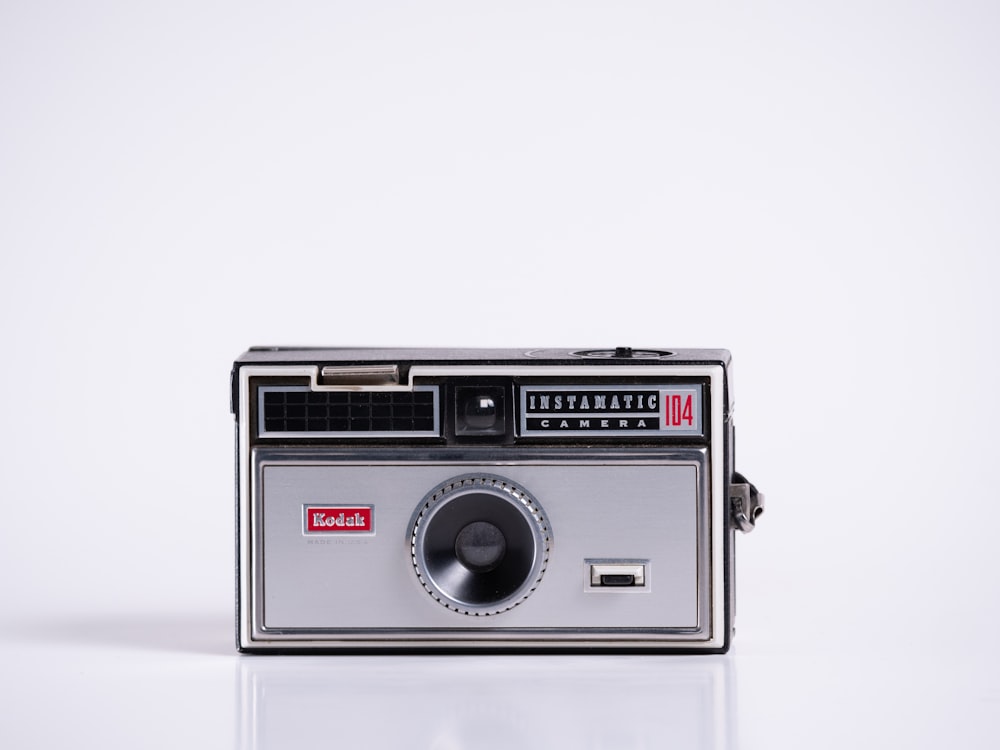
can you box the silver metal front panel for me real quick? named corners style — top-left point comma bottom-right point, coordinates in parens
top-left (252, 448), bottom-right (708, 639)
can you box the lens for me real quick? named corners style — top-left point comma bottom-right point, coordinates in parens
top-left (411, 476), bottom-right (550, 615)
top-left (454, 521), bottom-right (507, 572)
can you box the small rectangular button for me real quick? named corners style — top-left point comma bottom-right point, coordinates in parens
top-left (600, 574), bottom-right (636, 586)
top-left (590, 563), bottom-right (645, 587)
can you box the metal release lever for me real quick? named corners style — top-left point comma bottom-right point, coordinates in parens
top-left (730, 473), bottom-right (764, 533)
top-left (320, 364), bottom-right (400, 386)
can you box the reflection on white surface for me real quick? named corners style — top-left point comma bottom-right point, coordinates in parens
top-left (1, 611), bottom-right (999, 749)
top-left (238, 654), bottom-right (735, 749)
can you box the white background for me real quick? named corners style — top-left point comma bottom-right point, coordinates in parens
top-left (1, 2), bottom-right (998, 747)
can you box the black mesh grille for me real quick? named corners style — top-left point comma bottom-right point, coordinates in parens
top-left (261, 389), bottom-right (437, 434)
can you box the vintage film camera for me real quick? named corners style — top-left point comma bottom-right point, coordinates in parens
top-left (232, 347), bottom-right (763, 652)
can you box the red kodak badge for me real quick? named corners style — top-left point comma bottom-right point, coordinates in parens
top-left (304, 506), bottom-right (373, 533)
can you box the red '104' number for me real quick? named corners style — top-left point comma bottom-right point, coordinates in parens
top-left (665, 393), bottom-right (694, 427)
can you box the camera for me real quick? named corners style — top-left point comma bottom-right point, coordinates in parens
top-left (232, 347), bottom-right (763, 652)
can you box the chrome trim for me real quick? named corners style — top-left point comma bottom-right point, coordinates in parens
top-left (588, 561), bottom-right (647, 588)
top-left (248, 448), bottom-right (709, 645)
top-left (237, 363), bottom-right (728, 650)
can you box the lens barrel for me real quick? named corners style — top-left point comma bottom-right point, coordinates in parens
top-left (411, 476), bottom-right (550, 615)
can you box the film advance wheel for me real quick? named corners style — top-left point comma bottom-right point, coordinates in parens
top-left (410, 475), bottom-right (551, 616)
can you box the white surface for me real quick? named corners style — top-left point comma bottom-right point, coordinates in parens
top-left (1, 2), bottom-right (998, 748)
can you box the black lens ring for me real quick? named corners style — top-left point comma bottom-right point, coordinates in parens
top-left (410, 475), bottom-right (551, 616)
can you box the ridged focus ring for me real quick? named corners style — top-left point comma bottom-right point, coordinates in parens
top-left (410, 475), bottom-right (551, 616)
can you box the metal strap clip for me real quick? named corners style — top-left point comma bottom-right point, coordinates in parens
top-left (730, 473), bottom-right (764, 533)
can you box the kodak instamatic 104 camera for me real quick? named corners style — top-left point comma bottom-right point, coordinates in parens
top-left (232, 347), bottom-right (763, 652)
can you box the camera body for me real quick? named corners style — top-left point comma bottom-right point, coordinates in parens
top-left (232, 347), bottom-right (762, 652)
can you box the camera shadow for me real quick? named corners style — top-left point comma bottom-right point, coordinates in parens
top-left (1, 611), bottom-right (233, 657)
